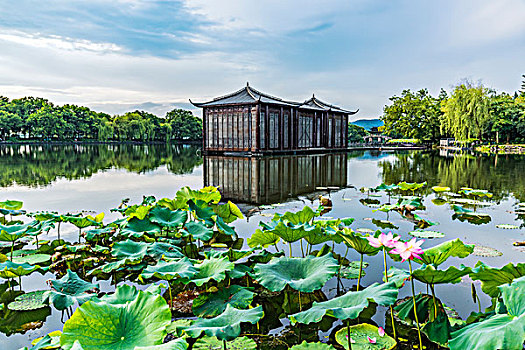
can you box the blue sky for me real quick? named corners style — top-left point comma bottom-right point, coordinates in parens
top-left (0, 0), bottom-right (524, 119)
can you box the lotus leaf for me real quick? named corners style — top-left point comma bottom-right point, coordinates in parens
top-left (97, 284), bottom-right (163, 305)
top-left (212, 201), bottom-right (244, 223)
top-left (289, 282), bottom-right (399, 324)
top-left (469, 262), bottom-right (525, 297)
top-left (432, 186), bottom-right (451, 193)
top-left (459, 188), bottom-right (493, 198)
top-left (270, 221), bottom-right (319, 243)
top-left (448, 276), bottom-right (525, 350)
top-left (188, 200), bottom-right (216, 224)
top-left (84, 227), bottom-right (115, 242)
top-left (112, 239), bottom-right (149, 264)
top-left (412, 264), bottom-right (471, 284)
top-left (215, 216), bottom-right (236, 236)
top-left (278, 206), bottom-right (316, 225)
top-left (60, 287), bottom-right (172, 350)
top-left (372, 219), bottom-right (398, 230)
top-left (383, 267), bottom-right (410, 288)
top-left (335, 323), bottom-right (396, 350)
top-left (355, 228), bottom-right (374, 234)
top-left (43, 269), bottom-right (98, 310)
top-left (0, 221), bottom-right (38, 241)
top-left (414, 238), bottom-right (474, 266)
top-left (375, 183), bottom-right (398, 192)
top-left (289, 341), bottom-right (336, 350)
top-left (149, 207), bottom-right (188, 228)
top-left (193, 336), bottom-right (256, 350)
top-left (247, 229), bottom-right (279, 248)
top-left (409, 230), bottom-right (445, 239)
top-left (0, 260), bottom-right (42, 278)
top-left (120, 218), bottom-right (161, 238)
top-left (472, 244), bottom-right (502, 257)
top-left (397, 181), bottom-right (426, 192)
top-left (253, 254), bottom-right (338, 292)
top-left (134, 339), bottom-right (188, 350)
top-left (181, 221), bottom-right (214, 241)
top-left (192, 285), bottom-right (255, 317)
top-left (339, 229), bottom-right (380, 256)
top-left (0, 200), bottom-right (23, 210)
top-left (180, 304), bottom-right (263, 341)
top-left (495, 224), bottom-right (519, 229)
top-left (227, 264), bottom-right (252, 279)
top-left (28, 330), bottom-right (62, 350)
top-left (176, 186), bottom-right (221, 206)
top-left (140, 257), bottom-right (197, 281)
top-left (125, 206), bottom-right (151, 220)
top-left (8, 291), bottom-right (48, 311)
top-left (340, 261), bottom-right (368, 280)
top-left (147, 242), bottom-right (184, 259)
top-left (12, 251), bottom-right (50, 263)
top-left (182, 256), bottom-right (233, 286)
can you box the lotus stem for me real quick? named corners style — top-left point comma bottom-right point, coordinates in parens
top-left (346, 319), bottom-right (353, 350)
top-left (273, 243), bottom-right (279, 253)
top-left (78, 228), bottom-right (82, 243)
top-left (300, 239), bottom-right (305, 257)
top-left (409, 260), bottom-right (423, 349)
top-left (57, 221), bottom-right (61, 240)
top-left (11, 240), bottom-right (14, 261)
top-left (19, 276), bottom-right (22, 290)
top-left (289, 242), bottom-right (293, 258)
top-left (168, 283), bottom-right (173, 309)
top-left (430, 283), bottom-right (438, 318)
top-left (383, 249), bottom-right (397, 339)
top-left (298, 291), bottom-right (302, 311)
top-left (356, 253), bottom-right (363, 292)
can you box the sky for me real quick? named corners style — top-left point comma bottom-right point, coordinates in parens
top-left (0, 0), bottom-right (524, 120)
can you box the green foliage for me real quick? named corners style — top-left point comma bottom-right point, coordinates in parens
top-left (347, 123), bottom-right (369, 143)
top-left (335, 323), bottom-right (396, 350)
top-left (43, 269), bottom-right (98, 310)
top-left (469, 262), bottom-right (525, 298)
top-left (192, 285), bottom-right (255, 317)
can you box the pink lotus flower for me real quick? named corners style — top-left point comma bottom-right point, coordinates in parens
top-left (390, 238), bottom-right (424, 262)
top-left (378, 326), bottom-right (385, 337)
top-left (366, 232), bottom-right (400, 249)
top-left (368, 336), bottom-right (377, 344)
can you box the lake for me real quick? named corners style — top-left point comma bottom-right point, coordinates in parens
top-left (1, 144), bottom-right (524, 349)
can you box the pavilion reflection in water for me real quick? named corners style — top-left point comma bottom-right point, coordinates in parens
top-left (204, 153), bottom-right (348, 204)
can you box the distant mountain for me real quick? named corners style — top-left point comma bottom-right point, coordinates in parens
top-left (351, 119), bottom-right (384, 131)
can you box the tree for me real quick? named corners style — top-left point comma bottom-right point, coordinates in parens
top-left (347, 123), bottom-right (369, 143)
top-left (165, 109), bottom-right (202, 141)
top-left (381, 89), bottom-right (442, 142)
top-left (484, 92), bottom-right (525, 143)
top-left (441, 82), bottom-right (490, 140)
top-left (0, 110), bottom-right (22, 140)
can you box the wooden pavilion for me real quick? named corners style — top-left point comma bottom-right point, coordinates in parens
top-left (191, 83), bottom-right (358, 154)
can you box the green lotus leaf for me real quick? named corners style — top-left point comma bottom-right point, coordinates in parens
top-left (149, 207), bottom-right (188, 228)
top-left (247, 229), bottom-right (279, 248)
top-left (140, 257), bottom-right (197, 281)
top-left (8, 291), bottom-right (48, 311)
top-left (147, 242), bottom-right (184, 260)
top-left (409, 230), bottom-right (445, 239)
top-left (188, 200), bottom-right (216, 224)
top-left (383, 267), bottom-right (410, 288)
top-left (413, 213), bottom-right (437, 228)
top-left (43, 269), bottom-right (98, 310)
top-left (125, 205), bottom-right (151, 220)
top-left (340, 261), bottom-right (369, 280)
top-left (182, 256), bottom-right (233, 286)
top-left (339, 229), bottom-right (380, 256)
top-left (12, 253), bottom-right (51, 265)
top-left (181, 221), bottom-right (213, 242)
top-left (469, 262), bottom-right (525, 298)
top-left (112, 239), bottom-right (150, 264)
top-left (134, 338), bottom-right (188, 350)
top-left (450, 198), bottom-right (491, 206)
top-left (0, 221), bottom-right (39, 241)
top-left (88, 260), bottom-right (127, 275)
top-left (278, 206), bottom-right (316, 225)
top-left (472, 244), bottom-right (502, 257)
top-left (69, 213), bottom-right (104, 230)
top-left (0, 260), bottom-right (43, 278)
top-left (212, 201), bottom-right (244, 224)
top-left (414, 238), bottom-right (474, 266)
top-left (412, 264), bottom-right (471, 285)
top-left (253, 254), bottom-right (338, 292)
top-left (96, 284), bottom-right (164, 305)
top-left (192, 285), bottom-right (255, 317)
top-left (335, 323), bottom-right (396, 350)
top-left (355, 228), bottom-right (374, 234)
top-left (180, 304), bottom-right (263, 341)
top-left (26, 330), bottom-right (62, 350)
top-left (432, 186), bottom-right (451, 193)
top-left (289, 282), bottom-right (399, 324)
top-left (0, 200), bottom-right (23, 210)
top-left (459, 188), bottom-right (493, 198)
top-left (193, 336), bottom-right (256, 350)
top-left (60, 286), bottom-right (172, 350)
top-left (120, 218), bottom-right (161, 238)
top-left (372, 219), bottom-right (398, 230)
top-left (176, 186), bottom-right (222, 206)
top-left (495, 224), bottom-right (519, 229)
top-left (432, 198), bottom-right (448, 205)
top-left (84, 227), bottom-right (115, 242)
top-left (448, 276), bottom-right (525, 350)
top-left (270, 221), bottom-right (319, 243)
top-left (374, 183), bottom-right (398, 192)
top-left (397, 181), bottom-right (426, 192)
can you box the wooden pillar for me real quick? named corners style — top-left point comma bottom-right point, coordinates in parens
top-left (265, 105), bottom-right (269, 151)
top-left (203, 107), bottom-right (207, 151)
top-left (280, 106), bottom-right (284, 150)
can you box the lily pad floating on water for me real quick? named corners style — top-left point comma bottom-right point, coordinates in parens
top-left (472, 244), bottom-right (503, 257)
top-left (11, 253), bottom-right (51, 265)
top-left (193, 336), bottom-right (256, 350)
top-left (356, 228), bottom-right (375, 234)
top-left (409, 230), bottom-right (445, 239)
top-left (290, 341), bottom-right (337, 350)
top-left (495, 224), bottom-right (519, 230)
top-left (192, 285), bottom-right (255, 318)
top-left (8, 291), bottom-right (48, 311)
top-left (335, 323), bottom-right (396, 350)
top-left (340, 261), bottom-right (369, 280)
top-left (432, 186), bottom-right (451, 193)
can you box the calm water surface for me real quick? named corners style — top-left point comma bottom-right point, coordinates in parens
top-left (1, 144), bottom-right (524, 348)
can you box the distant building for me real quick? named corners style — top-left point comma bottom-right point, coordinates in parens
top-left (191, 83), bottom-right (358, 154)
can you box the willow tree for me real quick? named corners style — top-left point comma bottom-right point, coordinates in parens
top-left (441, 83), bottom-right (490, 140)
